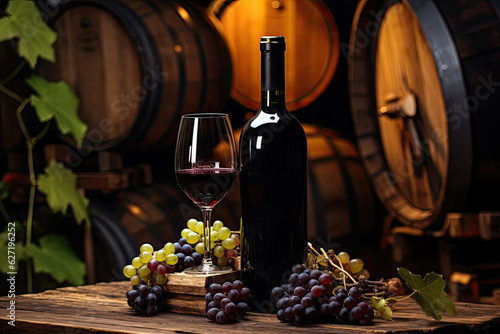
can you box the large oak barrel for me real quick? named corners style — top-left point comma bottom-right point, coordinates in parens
top-left (39, 0), bottom-right (232, 151)
top-left (349, 0), bottom-right (500, 229)
top-left (221, 124), bottom-right (376, 244)
top-left (209, 0), bottom-right (339, 112)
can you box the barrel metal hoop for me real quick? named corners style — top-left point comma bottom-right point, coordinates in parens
top-left (408, 0), bottom-right (472, 219)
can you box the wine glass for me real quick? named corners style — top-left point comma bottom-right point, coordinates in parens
top-left (174, 113), bottom-right (238, 274)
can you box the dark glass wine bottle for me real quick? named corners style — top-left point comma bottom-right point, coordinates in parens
top-left (239, 36), bottom-right (307, 305)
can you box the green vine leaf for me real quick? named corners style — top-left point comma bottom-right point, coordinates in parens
top-left (371, 296), bottom-right (393, 320)
top-left (37, 159), bottom-right (90, 225)
top-left (27, 234), bottom-right (86, 286)
top-left (398, 267), bottom-right (458, 321)
top-left (26, 75), bottom-right (87, 146)
top-left (0, 0), bottom-right (57, 68)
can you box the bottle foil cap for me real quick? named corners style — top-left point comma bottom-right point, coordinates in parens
top-left (260, 36), bottom-right (286, 51)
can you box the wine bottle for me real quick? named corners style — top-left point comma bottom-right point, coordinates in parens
top-left (239, 36), bottom-right (307, 305)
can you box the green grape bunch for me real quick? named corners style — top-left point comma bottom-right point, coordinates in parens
top-left (182, 218), bottom-right (240, 269)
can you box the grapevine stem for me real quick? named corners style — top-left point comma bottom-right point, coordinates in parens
top-left (331, 252), bottom-right (348, 290)
top-left (307, 243), bottom-right (357, 284)
top-left (0, 83), bottom-right (23, 103)
top-left (387, 290), bottom-right (417, 302)
top-left (0, 60), bottom-right (26, 85)
top-left (16, 98), bottom-right (32, 143)
top-left (25, 141), bottom-right (36, 250)
top-left (15, 97), bottom-right (38, 293)
top-left (319, 248), bottom-right (357, 283)
top-left (15, 99), bottom-right (37, 254)
top-left (34, 122), bottom-right (51, 141)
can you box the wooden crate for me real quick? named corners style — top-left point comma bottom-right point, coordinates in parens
top-left (161, 271), bottom-right (241, 315)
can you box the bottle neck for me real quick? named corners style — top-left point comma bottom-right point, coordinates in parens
top-left (261, 90), bottom-right (286, 109)
top-left (261, 50), bottom-right (286, 111)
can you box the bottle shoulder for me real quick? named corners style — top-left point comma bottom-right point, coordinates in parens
top-left (241, 109), bottom-right (306, 138)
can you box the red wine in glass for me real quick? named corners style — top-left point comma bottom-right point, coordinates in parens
top-left (176, 167), bottom-right (237, 208)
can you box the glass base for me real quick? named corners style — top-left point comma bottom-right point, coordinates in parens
top-left (183, 264), bottom-right (233, 275)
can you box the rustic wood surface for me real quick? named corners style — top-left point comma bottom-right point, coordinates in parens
top-left (1, 281), bottom-right (500, 333)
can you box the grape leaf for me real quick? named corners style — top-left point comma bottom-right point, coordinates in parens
top-left (0, 0), bottom-right (57, 68)
top-left (371, 296), bottom-right (393, 320)
top-left (398, 267), bottom-right (458, 321)
top-left (27, 234), bottom-right (86, 285)
top-left (37, 159), bottom-right (90, 225)
top-left (26, 75), bottom-right (87, 146)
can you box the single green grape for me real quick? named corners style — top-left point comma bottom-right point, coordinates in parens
top-left (216, 255), bottom-right (228, 266)
top-left (354, 268), bottom-right (370, 279)
top-left (131, 256), bottom-right (142, 269)
top-left (155, 249), bottom-right (167, 262)
top-left (213, 245), bottom-right (225, 257)
top-left (187, 232), bottom-right (200, 244)
top-left (166, 254), bottom-right (178, 265)
top-left (140, 251), bottom-right (153, 264)
top-left (137, 264), bottom-right (151, 277)
top-left (210, 230), bottom-right (219, 242)
top-left (187, 218), bottom-right (198, 231)
top-left (349, 258), bottom-right (364, 274)
top-left (130, 275), bottom-right (140, 285)
top-left (164, 242), bottom-right (175, 254)
top-left (195, 221), bottom-right (204, 234)
top-left (181, 228), bottom-right (192, 239)
top-left (140, 243), bottom-right (154, 254)
top-left (218, 227), bottom-right (231, 240)
top-left (212, 220), bottom-right (224, 231)
top-left (221, 238), bottom-right (236, 250)
top-left (337, 252), bottom-right (350, 265)
top-left (195, 242), bottom-right (204, 254)
top-left (156, 274), bottom-right (167, 285)
top-left (123, 265), bottom-right (136, 278)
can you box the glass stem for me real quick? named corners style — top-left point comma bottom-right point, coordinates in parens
top-left (201, 208), bottom-right (213, 266)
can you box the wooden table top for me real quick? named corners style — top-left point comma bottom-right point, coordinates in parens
top-left (1, 281), bottom-right (500, 333)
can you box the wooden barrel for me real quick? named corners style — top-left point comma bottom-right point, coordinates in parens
top-left (349, 0), bottom-right (500, 229)
top-left (221, 124), bottom-right (376, 244)
top-left (209, 0), bottom-right (339, 112)
top-left (39, 0), bottom-right (232, 151)
top-left (90, 183), bottom-right (240, 281)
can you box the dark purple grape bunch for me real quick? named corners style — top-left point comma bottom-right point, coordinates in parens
top-left (126, 284), bottom-right (164, 316)
top-left (205, 280), bottom-right (252, 324)
top-left (326, 286), bottom-right (374, 325)
top-left (274, 264), bottom-right (374, 326)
